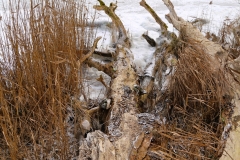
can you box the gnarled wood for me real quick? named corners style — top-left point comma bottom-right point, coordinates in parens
top-left (79, 1), bottom-right (235, 159)
top-left (140, 0), bottom-right (168, 34)
top-left (140, 0), bottom-right (178, 109)
top-left (93, 0), bottom-right (130, 47)
top-left (162, 0), bottom-right (228, 70)
top-left (79, 1), bottom-right (150, 159)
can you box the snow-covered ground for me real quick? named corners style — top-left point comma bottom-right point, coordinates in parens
top-left (85, 0), bottom-right (240, 98)
top-left (88, 0), bottom-right (240, 69)
top-left (0, 0), bottom-right (240, 99)
top-left (0, 1), bottom-right (239, 159)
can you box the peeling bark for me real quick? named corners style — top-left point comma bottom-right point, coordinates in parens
top-left (79, 1), bottom-right (149, 159)
top-left (139, 0), bottom-right (177, 109)
top-left (79, 131), bottom-right (115, 160)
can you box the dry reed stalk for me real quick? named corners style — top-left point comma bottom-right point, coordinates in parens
top-left (0, 0), bottom-right (95, 159)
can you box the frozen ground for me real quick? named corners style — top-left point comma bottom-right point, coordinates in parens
top-left (85, 0), bottom-right (240, 98)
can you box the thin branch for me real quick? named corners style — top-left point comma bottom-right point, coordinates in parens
top-left (94, 0), bottom-right (129, 47)
top-left (140, 0), bottom-right (168, 34)
top-left (142, 32), bottom-right (156, 47)
top-left (97, 75), bottom-right (108, 89)
top-left (97, 75), bottom-right (111, 97)
top-left (94, 50), bottom-right (112, 58)
top-left (162, 0), bottom-right (178, 20)
top-left (80, 36), bottom-right (102, 63)
top-left (86, 57), bottom-right (114, 78)
top-left (78, 49), bottom-right (113, 58)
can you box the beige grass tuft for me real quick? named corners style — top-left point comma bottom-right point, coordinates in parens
top-left (151, 41), bottom-right (233, 159)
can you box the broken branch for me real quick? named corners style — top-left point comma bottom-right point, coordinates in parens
top-left (86, 58), bottom-right (114, 78)
top-left (94, 1), bottom-right (129, 47)
top-left (142, 32), bottom-right (156, 47)
top-left (96, 75), bottom-right (111, 95)
top-left (79, 36), bottom-right (102, 63)
top-left (162, 0), bottom-right (178, 20)
top-left (140, 0), bottom-right (168, 34)
top-left (162, 0), bottom-right (228, 69)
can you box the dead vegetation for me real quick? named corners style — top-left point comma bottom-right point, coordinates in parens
top-left (78, 0), bottom-right (236, 159)
top-left (219, 17), bottom-right (240, 59)
top-left (217, 17), bottom-right (240, 89)
top-left (0, 0), bottom-right (95, 159)
top-left (148, 41), bottom-right (234, 159)
top-left (139, 0), bottom-right (235, 159)
top-left (0, 0), bottom-right (239, 159)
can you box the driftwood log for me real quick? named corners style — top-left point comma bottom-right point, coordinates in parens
top-left (78, 0), bottom-right (234, 159)
top-left (79, 1), bottom-right (149, 159)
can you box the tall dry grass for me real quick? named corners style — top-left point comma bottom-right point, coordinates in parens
top-left (0, 0), bottom-right (95, 159)
top-left (150, 40), bottom-right (233, 159)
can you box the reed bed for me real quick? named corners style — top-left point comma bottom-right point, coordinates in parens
top-left (0, 0), bottom-right (95, 159)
